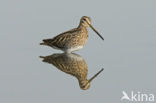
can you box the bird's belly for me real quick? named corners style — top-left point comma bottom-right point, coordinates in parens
top-left (65, 46), bottom-right (83, 53)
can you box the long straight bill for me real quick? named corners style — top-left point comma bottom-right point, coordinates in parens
top-left (89, 24), bottom-right (104, 40)
top-left (88, 68), bottom-right (104, 83)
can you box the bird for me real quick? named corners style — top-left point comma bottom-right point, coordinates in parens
top-left (40, 16), bottom-right (104, 53)
top-left (40, 53), bottom-right (104, 90)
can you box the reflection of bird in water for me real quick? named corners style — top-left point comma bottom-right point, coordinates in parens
top-left (40, 53), bottom-right (104, 90)
top-left (40, 16), bottom-right (104, 53)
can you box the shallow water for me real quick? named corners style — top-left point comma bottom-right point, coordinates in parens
top-left (0, 0), bottom-right (156, 103)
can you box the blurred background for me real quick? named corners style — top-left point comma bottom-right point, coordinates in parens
top-left (0, 0), bottom-right (156, 103)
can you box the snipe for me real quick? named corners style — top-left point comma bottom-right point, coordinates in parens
top-left (40, 16), bottom-right (104, 53)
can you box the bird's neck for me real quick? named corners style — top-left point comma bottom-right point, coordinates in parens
top-left (78, 24), bottom-right (88, 33)
top-left (78, 23), bottom-right (88, 29)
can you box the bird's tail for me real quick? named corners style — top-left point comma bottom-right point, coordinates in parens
top-left (40, 43), bottom-right (45, 45)
top-left (40, 38), bottom-right (53, 45)
top-left (40, 39), bottom-right (53, 45)
top-left (39, 56), bottom-right (45, 58)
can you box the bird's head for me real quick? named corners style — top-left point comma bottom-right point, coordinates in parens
top-left (80, 80), bottom-right (91, 90)
top-left (79, 68), bottom-right (104, 90)
top-left (79, 16), bottom-right (104, 40)
top-left (80, 16), bottom-right (91, 27)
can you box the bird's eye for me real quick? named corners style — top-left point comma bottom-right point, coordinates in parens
top-left (81, 85), bottom-right (85, 88)
top-left (83, 18), bottom-right (86, 21)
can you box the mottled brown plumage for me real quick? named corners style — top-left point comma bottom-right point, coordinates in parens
top-left (40, 16), bottom-right (104, 53)
top-left (40, 53), bottom-right (104, 90)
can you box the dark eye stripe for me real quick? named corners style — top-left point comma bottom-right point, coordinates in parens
top-left (83, 18), bottom-right (86, 21)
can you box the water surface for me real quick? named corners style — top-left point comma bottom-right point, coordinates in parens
top-left (0, 0), bottom-right (156, 103)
